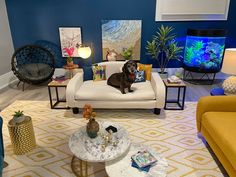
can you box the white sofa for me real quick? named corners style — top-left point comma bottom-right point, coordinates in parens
top-left (66, 61), bottom-right (166, 114)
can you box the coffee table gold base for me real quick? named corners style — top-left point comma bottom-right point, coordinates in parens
top-left (71, 156), bottom-right (88, 177)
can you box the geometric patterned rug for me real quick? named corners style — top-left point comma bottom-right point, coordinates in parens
top-left (0, 100), bottom-right (225, 177)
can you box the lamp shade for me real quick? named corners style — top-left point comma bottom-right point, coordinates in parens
top-left (221, 48), bottom-right (236, 75)
top-left (78, 46), bottom-right (92, 59)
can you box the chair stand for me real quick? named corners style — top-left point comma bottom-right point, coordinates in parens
top-left (16, 81), bottom-right (25, 91)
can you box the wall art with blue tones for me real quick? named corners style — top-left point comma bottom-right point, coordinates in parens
top-left (102, 20), bottom-right (141, 61)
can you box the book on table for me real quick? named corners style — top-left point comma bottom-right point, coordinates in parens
top-left (53, 75), bottom-right (67, 82)
top-left (167, 75), bottom-right (182, 84)
top-left (131, 150), bottom-right (157, 168)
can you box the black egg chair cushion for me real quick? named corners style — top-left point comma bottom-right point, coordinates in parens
top-left (18, 63), bottom-right (52, 83)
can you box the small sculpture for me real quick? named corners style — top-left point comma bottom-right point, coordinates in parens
top-left (106, 50), bottom-right (118, 61)
top-left (100, 129), bottom-right (119, 152)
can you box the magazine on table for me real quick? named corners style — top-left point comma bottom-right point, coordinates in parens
top-left (167, 75), bottom-right (181, 84)
top-left (131, 150), bottom-right (157, 168)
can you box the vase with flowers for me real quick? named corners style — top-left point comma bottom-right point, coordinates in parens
top-left (83, 104), bottom-right (99, 138)
top-left (64, 47), bottom-right (74, 67)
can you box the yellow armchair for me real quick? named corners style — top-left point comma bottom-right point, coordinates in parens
top-left (196, 96), bottom-right (236, 177)
top-left (197, 96), bottom-right (236, 131)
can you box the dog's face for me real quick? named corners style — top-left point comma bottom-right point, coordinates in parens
top-left (122, 60), bottom-right (137, 74)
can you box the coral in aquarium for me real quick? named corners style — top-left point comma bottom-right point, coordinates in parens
top-left (192, 41), bottom-right (204, 51)
top-left (184, 36), bottom-right (225, 72)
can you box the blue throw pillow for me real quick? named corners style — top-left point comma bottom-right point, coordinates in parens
top-left (83, 66), bottom-right (93, 81)
top-left (134, 70), bottom-right (146, 83)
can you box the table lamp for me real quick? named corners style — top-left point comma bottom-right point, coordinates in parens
top-left (78, 45), bottom-right (92, 59)
top-left (221, 48), bottom-right (236, 95)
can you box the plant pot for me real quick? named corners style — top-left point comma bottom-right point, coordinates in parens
top-left (67, 60), bottom-right (74, 67)
top-left (86, 119), bottom-right (99, 138)
top-left (12, 115), bottom-right (27, 124)
top-left (158, 71), bottom-right (168, 79)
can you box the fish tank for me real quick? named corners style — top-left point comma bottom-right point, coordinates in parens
top-left (183, 29), bottom-right (226, 73)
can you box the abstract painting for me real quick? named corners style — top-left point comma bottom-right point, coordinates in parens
top-left (102, 20), bottom-right (142, 61)
top-left (59, 27), bottom-right (82, 57)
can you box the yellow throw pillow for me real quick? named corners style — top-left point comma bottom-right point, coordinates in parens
top-left (137, 63), bottom-right (152, 81)
top-left (92, 65), bottom-right (106, 81)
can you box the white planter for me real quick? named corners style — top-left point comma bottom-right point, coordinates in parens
top-left (12, 115), bottom-right (27, 124)
top-left (158, 72), bottom-right (168, 79)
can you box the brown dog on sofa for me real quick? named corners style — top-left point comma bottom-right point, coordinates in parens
top-left (107, 60), bottom-right (137, 94)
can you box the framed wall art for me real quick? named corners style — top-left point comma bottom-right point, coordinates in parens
top-left (102, 20), bottom-right (142, 61)
top-left (59, 27), bottom-right (82, 57)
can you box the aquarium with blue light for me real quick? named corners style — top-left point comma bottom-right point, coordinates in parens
top-left (183, 29), bottom-right (226, 73)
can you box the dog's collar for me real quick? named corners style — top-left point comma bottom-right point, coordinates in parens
top-left (129, 73), bottom-right (135, 80)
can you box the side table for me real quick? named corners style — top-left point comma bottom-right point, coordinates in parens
top-left (48, 79), bottom-right (70, 109)
top-left (48, 68), bottom-right (83, 109)
top-left (8, 116), bottom-right (36, 155)
top-left (69, 121), bottom-right (131, 177)
top-left (163, 79), bottom-right (186, 110)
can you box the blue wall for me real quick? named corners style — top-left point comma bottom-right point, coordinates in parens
top-left (6, 0), bottom-right (236, 68)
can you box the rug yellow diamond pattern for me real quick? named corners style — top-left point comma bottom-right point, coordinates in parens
top-left (0, 101), bottom-right (225, 177)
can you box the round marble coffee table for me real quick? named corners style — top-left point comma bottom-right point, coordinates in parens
top-left (105, 143), bottom-right (168, 177)
top-left (69, 121), bottom-right (131, 177)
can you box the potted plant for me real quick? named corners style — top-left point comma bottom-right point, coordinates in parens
top-left (64, 47), bottom-right (74, 66)
top-left (12, 110), bottom-right (26, 124)
top-left (83, 104), bottom-right (99, 138)
top-left (122, 47), bottom-right (133, 60)
top-left (146, 25), bottom-right (183, 77)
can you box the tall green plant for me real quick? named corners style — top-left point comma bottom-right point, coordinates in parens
top-left (146, 25), bottom-right (183, 73)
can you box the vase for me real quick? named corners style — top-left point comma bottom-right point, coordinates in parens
top-left (86, 118), bottom-right (99, 138)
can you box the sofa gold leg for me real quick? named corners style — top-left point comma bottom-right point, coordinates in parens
top-left (71, 156), bottom-right (88, 177)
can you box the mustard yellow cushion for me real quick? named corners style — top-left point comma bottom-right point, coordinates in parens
top-left (92, 65), bottom-right (106, 81)
top-left (137, 63), bottom-right (152, 81)
top-left (202, 112), bottom-right (236, 170)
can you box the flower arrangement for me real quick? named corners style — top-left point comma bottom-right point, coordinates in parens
top-left (83, 104), bottom-right (96, 120)
top-left (83, 104), bottom-right (99, 138)
top-left (64, 47), bottom-right (74, 63)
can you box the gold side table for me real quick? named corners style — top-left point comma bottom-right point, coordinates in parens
top-left (8, 116), bottom-right (36, 155)
top-left (71, 156), bottom-right (88, 177)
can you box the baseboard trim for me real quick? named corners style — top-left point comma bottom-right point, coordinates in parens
top-left (0, 71), bottom-right (18, 90)
top-left (152, 68), bottom-right (227, 80)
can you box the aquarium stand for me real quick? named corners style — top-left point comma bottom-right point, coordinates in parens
top-left (183, 70), bottom-right (216, 85)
